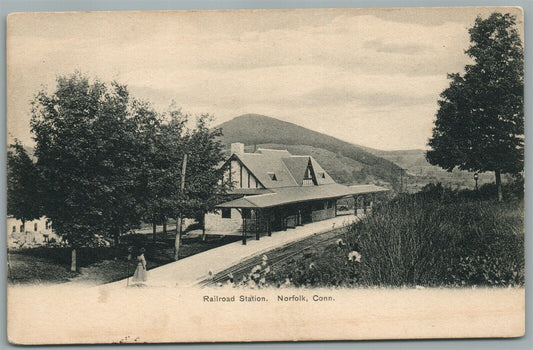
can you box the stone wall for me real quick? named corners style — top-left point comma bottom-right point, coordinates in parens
top-left (204, 209), bottom-right (242, 235)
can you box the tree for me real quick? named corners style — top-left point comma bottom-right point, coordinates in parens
top-left (30, 73), bottom-right (144, 271)
top-left (172, 114), bottom-right (230, 259)
top-left (139, 105), bottom-right (188, 244)
top-left (7, 141), bottom-right (42, 226)
top-left (426, 13), bottom-right (524, 201)
top-left (181, 114), bottom-right (230, 238)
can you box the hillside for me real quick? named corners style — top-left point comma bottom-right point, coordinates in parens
top-left (367, 148), bottom-right (496, 192)
top-left (370, 149), bottom-right (430, 170)
top-left (217, 114), bottom-right (401, 186)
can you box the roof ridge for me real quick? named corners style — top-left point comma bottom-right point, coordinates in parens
top-left (257, 148), bottom-right (289, 152)
top-left (245, 192), bottom-right (277, 199)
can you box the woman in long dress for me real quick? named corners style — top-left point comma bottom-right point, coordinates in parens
top-left (132, 247), bottom-right (148, 283)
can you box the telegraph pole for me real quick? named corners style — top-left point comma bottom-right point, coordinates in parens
top-left (174, 153), bottom-right (188, 261)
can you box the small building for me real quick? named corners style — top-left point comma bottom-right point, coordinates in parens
top-left (7, 216), bottom-right (59, 249)
top-left (204, 143), bottom-right (388, 244)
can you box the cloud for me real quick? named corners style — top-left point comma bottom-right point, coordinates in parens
top-left (7, 8), bottom-right (522, 150)
top-left (303, 88), bottom-right (437, 108)
top-left (362, 39), bottom-right (431, 55)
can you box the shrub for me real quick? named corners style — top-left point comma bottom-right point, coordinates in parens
top-left (350, 197), bottom-right (524, 287)
top-left (418, 177), bottom-right (524, 203)
top-left (248, 196), bottom-right (524, 288)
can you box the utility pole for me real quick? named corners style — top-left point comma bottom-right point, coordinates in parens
top-left (399, 168), bottom-right (404, 194)
top-left (174, 153), bottom-right (188, 261)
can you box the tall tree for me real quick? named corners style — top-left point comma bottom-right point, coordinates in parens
top-left (30, 73), bottom-right (143, 271)
top-left (426, 13), bottom-right (524, 201)
top-left (180, 114), bottom-right (231, 240)
top-left (139, 105), bottom-right (188, 244)
top-left (172, 114), bottom-right (230, 259)
top-left (7, 141), bottom-right (42, 226)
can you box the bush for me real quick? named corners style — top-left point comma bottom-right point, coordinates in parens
top-left (250, 196), bottom-right (524, 288)
top-left (348, 197), bottom-right (524, 287)
top-left (184, 221), bottom-right (203, 232)
top-left (417, 177), bottom-right (524, 203)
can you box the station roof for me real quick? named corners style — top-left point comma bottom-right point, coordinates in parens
top-left (228, 148), bottom-right (336, 189)
top-left (216, 183), bottom-right (389, 209)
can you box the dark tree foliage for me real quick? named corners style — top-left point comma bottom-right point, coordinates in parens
top-left (29, 72), bottom-right (230, 268)
top-left (30, 73), bottom-right (143, 253)
top-left (427, 13), bottom-right (524, 201)
top-left (140, 106), bottom-right (188, 241)
top-left (180, 114), bottom-right (231, 220)
top-left (7, 141), bottom-right (42, 224)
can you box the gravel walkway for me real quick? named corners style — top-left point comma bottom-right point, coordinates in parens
top-left (101, 214), bottom-right (359, 289)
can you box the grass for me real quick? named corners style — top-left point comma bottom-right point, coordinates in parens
top-left (346, 197), bottom-right (524, 287)
top-left (7, 234), bottom-right (241, 285)
top-left (241, 188), bottom-right (524, 288)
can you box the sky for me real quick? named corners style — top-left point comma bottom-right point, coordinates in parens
top-left (6, 7), bottom-right (524, 151)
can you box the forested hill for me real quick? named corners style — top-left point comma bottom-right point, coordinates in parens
top-left (217, 114), bottom-right (401, 186)
top-left (366, 149), bottom-right (431, 170)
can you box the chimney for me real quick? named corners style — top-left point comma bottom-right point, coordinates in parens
top-left (231, 142), bottom-right (245, 157)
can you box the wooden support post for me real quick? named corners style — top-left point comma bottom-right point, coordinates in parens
top-left (242, 217), bottom-right (247, 245)
top-left (267, 210), bottom-right (272, 237)
top-left (363, 195), bottom-right (367, 215)
top-left (353, 196), bottom-right (357, 216)
top-left (255, 210), bottom-right (260, 241)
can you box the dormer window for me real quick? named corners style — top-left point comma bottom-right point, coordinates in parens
top-left (303, 161), bottom-right (318, 186)
top-left (304, 168), bottom-right (312, 180)
top-left (320, 172), bottom-right (326, 179)
top-left (268, 172), bottom-right (277, 181)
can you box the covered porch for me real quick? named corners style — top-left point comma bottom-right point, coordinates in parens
top-left (216, 184), bottom-right (389, 245)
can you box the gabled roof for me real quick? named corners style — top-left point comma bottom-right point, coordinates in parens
top-left (237, 150), bottom-right (297, 188)
top-left (280, 157), bottom-right (309, 186)
top-left (233, 148), bottom-right (335, 189)
top-left (309, 157), bottom-right (336, 185)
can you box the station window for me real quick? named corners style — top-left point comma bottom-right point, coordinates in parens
top-left (20, 224), bottom-right (25, 233)
top-left (12, 226), bottom-right (16, 233)
top-left (221, 208), bottom-right (231, 219)
top-left (304, 168), bottom-right (312, 180)
top-left (34, 223), bottom-right (38, 231)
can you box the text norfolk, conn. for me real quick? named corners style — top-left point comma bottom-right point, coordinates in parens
top-left (202, 294), bottom-right (335, 302)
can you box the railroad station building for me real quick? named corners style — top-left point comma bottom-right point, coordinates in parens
top-left (204, 142), bottom-right (388, 244)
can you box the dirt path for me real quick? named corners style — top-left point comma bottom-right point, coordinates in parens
top-left (101, 214), bottom-right (358, 289)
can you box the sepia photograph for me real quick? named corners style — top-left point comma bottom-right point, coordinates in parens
top-left (5, 6), bottom-right (525, 344)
